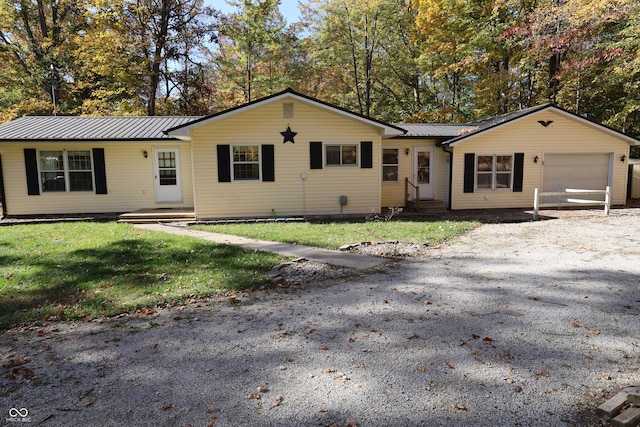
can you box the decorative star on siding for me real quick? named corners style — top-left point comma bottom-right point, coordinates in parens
top-left (280, 126), bottom-right (297, 143)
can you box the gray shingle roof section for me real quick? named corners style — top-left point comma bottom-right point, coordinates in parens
top-left (443, 104), bottom-right (552, 145)
top-left (394, 123), bottom-right (475, 137)
top-left (468, 104), bottom-right (550, 128)
top-left (0, 116), bottom-right (201, 141)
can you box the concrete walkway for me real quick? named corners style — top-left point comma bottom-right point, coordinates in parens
top-left (134, 223), bottom-right (388, 270)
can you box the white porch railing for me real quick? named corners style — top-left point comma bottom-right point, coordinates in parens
top-left (533, 186), bottom-right (611, 220)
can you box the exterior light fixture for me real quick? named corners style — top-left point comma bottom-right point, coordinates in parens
top-left (405, 148), bottom-right (410, 156)
top-left (534, 156), bottom-right (539, 163)
top-left (621, 154), bottom-right (626, 162)
top-left (143, 150), bottom-right (148, 158)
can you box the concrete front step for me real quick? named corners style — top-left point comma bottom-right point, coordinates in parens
top-left (118, 217), bottom-right (196, 224)
top-left (118, 209), bottom-right (196, 224)
top-left (405, 200), bottom-right (448, 214)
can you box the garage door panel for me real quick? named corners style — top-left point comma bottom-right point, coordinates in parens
top-left (542, 153), bottom-right (611, 201)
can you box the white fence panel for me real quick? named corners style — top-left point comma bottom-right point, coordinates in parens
top-left (533, 186), bottom-right (610, 220)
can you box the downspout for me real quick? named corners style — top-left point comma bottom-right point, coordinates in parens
top-left (440, 144), bottom-right (453, 211)
top-left (0, 154), bottom-right (6, 218)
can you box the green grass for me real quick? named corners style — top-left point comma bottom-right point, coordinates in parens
top-left (193, 218), bottom-right (479, 250)
top-left (0, 218), bottom-right (478, 329)
top-left (0, 222), bottom-right (285, 329)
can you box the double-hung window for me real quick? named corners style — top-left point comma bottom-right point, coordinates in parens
top-left (40, 150), bottom-right (94, 192)
top-left (326, 144), bottom-right (358, 166)
top-left (232, 145), bottom-right (260, 180)
top-left (476, 154), bottom-right (512, 190)
top-left (382, 148), bottom-right (399, 182)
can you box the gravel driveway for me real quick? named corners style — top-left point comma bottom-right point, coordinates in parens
top-left (2, 210), bottom-right (639, 426)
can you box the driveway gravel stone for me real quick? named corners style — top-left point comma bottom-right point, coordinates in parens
top-left (1, 209), bottom-right (639, 426)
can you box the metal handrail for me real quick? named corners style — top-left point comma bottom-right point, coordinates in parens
top-left (405, 177), bottom-right (420, 211)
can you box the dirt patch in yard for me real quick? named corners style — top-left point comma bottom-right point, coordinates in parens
top-left (1, 208), bottom-right (639, 426)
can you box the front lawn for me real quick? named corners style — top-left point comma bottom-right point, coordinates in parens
top-left (193, 219), bottom-right (479, 250)
top-left (0, 222), bottom-right (285, 329)
top-left (0, 218), bottom-right (478, 329)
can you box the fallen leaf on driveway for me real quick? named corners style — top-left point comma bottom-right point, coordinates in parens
top-left (3, 359), bottom-right (28, 368)
top-left (346, 418), bottom-right (357, 427)
top-left (454, 404), bottom-right (467, 410)
top-left (273, 395), bottom-right (283, 406)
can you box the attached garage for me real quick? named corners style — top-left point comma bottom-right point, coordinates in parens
top-left (442, 104), bottom-right (638, 210)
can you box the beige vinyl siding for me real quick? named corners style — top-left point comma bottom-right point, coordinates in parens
top-left (381, 139), bottom-right (449, 207)
top-left (191, 99), bottom-right (382, 218)
top-left (1, 142), bottom-right (193, 216)
top-left (450, 110), bottom-right (630, 210)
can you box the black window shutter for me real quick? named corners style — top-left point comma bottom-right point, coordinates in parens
top-left (310, 142), bottom-right (323, 169)
top-left (262, 145), bottom-right (274, 182)
top-left (463, 153), bottom-right (475, 193)
top-left (92, 148), bottom-right (108, 194)
top-left (217, 145), bottom-right (231, 182)
top-left (513, 153), bottom-right (524, 192)
top-left (24, 149), bottom-right (40, 195)
top-left (361, 141), bottom-right (373, 168)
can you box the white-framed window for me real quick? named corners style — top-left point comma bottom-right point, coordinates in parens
top-left (232, 145), bottom-right (260, 180)
top-left (382, 148), bottom-right (399, 182)
top-left (325, 143), bottom-right (358, 166)
top-left (476, 154), bottom-right (513, 190)
top-left (39, 150), bottom-right (94, 192)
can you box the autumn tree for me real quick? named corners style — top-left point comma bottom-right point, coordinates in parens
top-left (496, 0), bottom-right (640, 134)
top-left (304, 0), bottom-right (394, 117)
top-left (0, 0), bottom-right (88, 116)
top-left (70, 0), bottom-right (148, 115)
top-left (128, 0), bottom-right (216, 115)
top-left (212, 0), bottom-right (292, 103)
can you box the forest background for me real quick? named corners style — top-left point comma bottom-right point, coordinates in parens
top-left (0, 0), bottom-right (638, 155)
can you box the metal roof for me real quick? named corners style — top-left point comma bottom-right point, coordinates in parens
top-left (0, 116), bottom-right (201, 141)
top-left (393, 123), bottom-right (475, 138)
top-left (393, 106), bottom-right (549, 139)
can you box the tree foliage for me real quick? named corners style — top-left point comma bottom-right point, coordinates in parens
top-left (0, 0), bottom-right (637, 143)
top-left (211, 0), bottom-right (290, 103)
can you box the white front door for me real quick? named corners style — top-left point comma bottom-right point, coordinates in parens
top-left (153, 148), bottom-right (182, 203)
top-left (414, 147), bottom-right (433, 199)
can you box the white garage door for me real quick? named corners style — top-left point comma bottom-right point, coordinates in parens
top-left (543, 153), bottom-right (611, 192)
